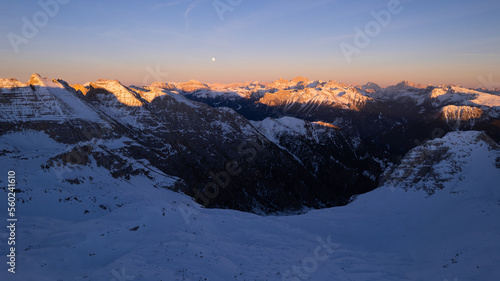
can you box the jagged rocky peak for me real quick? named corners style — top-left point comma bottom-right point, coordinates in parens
top-left (306, 80), bottom-right (323, 88)
top-left (292, 76), bottom-right (322, 89)
top-left (183, 79), bottom-right (207, 86)
top-left (27, 73), bottom-right (70, 90)
top-left (441, 105), bottom-right (484, 130)
top-left (72, 84), bottom-right (90, 95)
top-left (207, 82), bottom-right (249, 91)
top-left (93, 78), bottom-right (122, 85)
top-left (396, 80), bottom-right (426, 89)
top-left (213, 81), bottom-right (263, 89)
top-left (88, 79), bottom-right (128, 93)
top-left (274, 77), bottom-right (289, 84)
top-left (54, 78), bottom-right (73, 89)
top-left (139, 83), bottom-right (177, 103)
top-left (0, 78), bottom-right (26, 89)
top-left (268, 77), bottom-right (291, 89)
top-left (28, 73), bottom-right (46, 86)
top-left (257, 89), bottom-right (293, 106)
top-left (441, 105), bottom-right (484, 120)
top-left (385, 81), bottom-right (427, 93)
top-left (362, 82), bottom-right (382, 92)
top-left (325, 80), bottom-right (349, 89)
top-left (290, 76), bottom-right (310, 86)
top-left (340, 87), bottom-right (373, 110)
top-left (182, 80), bottom-right (208, 91)
top-left (429, 87), bottom-right (448, 98)
top-left (177, 80), bottom-right (209, 92)
top-left (428, 86), bottom-right (495, 107)
top-left (149, 82), bottom-right (175, 91)
top-left (382, 131), bottom-right (499, 195)
top-left (267, 77), bottom-right (316, 90)
top-left (86, 79), bottom-right (145, 107)
top-left (89, 79), bottom-right (134, 91)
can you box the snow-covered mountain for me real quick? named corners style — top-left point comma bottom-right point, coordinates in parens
top-left (1, 74), bottom-right (387, 214)
top-left (184, 77), bottom-right (500, 117)
top-left (382, 131), bottom-right (500, 194)
top-left (2, 74), bottom-right (499, 213)
top-left (251, 117), bottom-right (378, 198)
top-left (0, 75), bottom-right (101, 123)
top-left (0, 128), bottom-right (498, 280)
top-left (184, 76), bottom-right (500, 159)
top-left (1, 74), bottom-right (499, 279)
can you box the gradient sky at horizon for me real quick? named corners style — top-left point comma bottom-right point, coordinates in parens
top-left (1, 0), bottom-right (499, 87)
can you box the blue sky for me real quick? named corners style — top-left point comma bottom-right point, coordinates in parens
top-left (1, 0), bottom-right (499, 87)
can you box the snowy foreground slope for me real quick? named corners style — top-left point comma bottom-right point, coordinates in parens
top-left (0, 130), bottom-right (499, 280)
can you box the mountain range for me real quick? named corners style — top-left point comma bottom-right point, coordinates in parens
top-left (1, 74), bottom-right (500, 280)
top-left (1, 74), bottom-right (499, 213)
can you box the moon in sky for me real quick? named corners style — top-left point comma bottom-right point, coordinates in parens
top-left (212, 57), bottom-right (216, 62)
